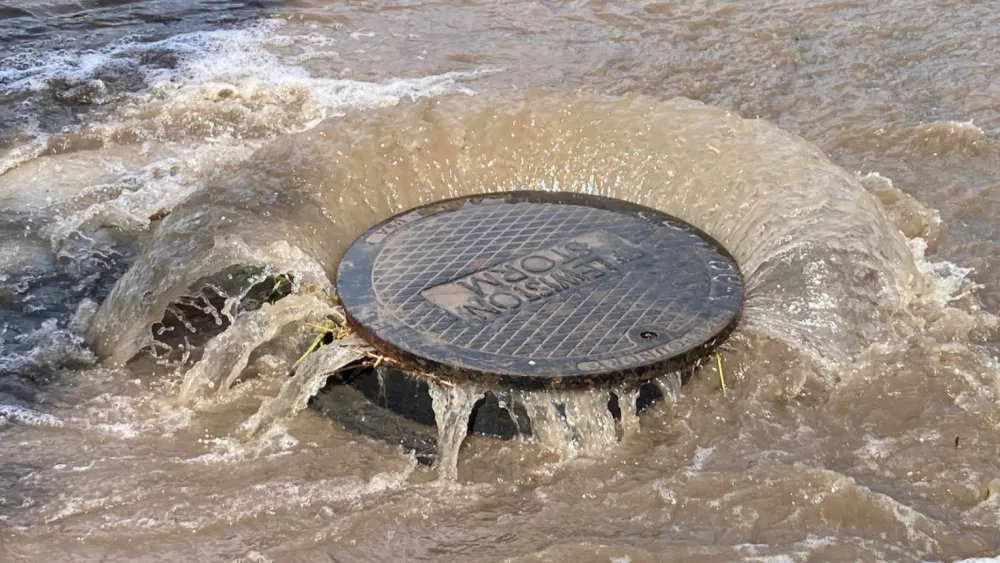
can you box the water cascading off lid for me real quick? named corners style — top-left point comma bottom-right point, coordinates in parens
top-left (318, 190), bottom-right (744, 463)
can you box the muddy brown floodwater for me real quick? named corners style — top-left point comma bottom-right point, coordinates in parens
top-left (2, 1), bottom-right (1000, 561)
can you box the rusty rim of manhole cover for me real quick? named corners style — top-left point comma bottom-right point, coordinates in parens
top-left (336, 191), bottom-right (744, 389)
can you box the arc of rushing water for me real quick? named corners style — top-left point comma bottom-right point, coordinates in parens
top-left (518, 389), bottom-right (577, 458)
top-left (561, 389), bottom-right (618, 456)
top-left (654, 372), bottom-right (683, 400)
top-left (614, 386), bottom-right (640, 440)
top-left (177, 294), bottom-right (337, 404)
top-left (241, 338), bottom-right (366, 437)
top-left (518, 388), bottom-right (619, 460)
top-left (428, 381), bottom-right (484, 482)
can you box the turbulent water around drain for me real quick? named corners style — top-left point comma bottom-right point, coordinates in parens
top-left (3, 1), bottom-right (1000, 561)
top-left (518, 389), bottom-right (620, 460)
top-left (175, 294), bottom-right (339, 404)
top-left (615, 386), bottom-right (641, 441)
top-left (428, 382), bottom-right (483, 482)
top-left (241, 340), bottom-right (365, 438)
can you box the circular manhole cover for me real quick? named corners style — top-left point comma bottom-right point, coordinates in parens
top-left (337, 191), bottom-right (744, 389)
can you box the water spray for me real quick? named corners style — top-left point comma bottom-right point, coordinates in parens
top-left (317, 191), bottom-right (744, 477)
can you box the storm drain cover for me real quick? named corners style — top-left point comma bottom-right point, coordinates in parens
top-left (336, 191), bottom-right (744, 389)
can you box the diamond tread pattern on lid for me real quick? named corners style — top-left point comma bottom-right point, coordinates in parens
top-left (337, 191), bottom-right (743, 389)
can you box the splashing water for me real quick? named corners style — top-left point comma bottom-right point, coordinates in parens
top-left (3, 5), bottom-right (1000, 554)
top-left (653, 372), bottom-right (684, 400)
top-left (519, 389), bottom-right (619, 459)
top-left (428, 381), bottom-right (484, 481)
top-left (614, 386), bottom-right (641, 441)
top-left (70, 90), bottom-right (997, 483)
top-left (177, 293), bottom-right (338, 404)
top-left (241, 339), bottom-right (365, 437)
top-left (83, 93), bottom-right (959, 382)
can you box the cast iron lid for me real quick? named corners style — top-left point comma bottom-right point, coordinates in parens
top-left (336, 191), bottom-right (743, 389)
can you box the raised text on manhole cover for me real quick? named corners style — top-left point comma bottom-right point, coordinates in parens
top-left (421, 230), bottom-right (645, 323)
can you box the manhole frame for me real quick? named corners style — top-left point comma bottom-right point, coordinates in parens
top-left (337, 190), bottom-right (744, 390)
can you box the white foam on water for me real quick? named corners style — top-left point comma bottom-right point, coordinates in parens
top-left (2, 16), bottom-right (496, 222)
top-left (17, 382), bottom-right (197, 441)
top-left (912, 120), bottom-right (993, 153)
top-left (94, 422), bottom-right (140, 439)
top-left (88, 466), bottom-right (417, 533)
top-left (235, 552), bottom-right (274, 563)
top-left (41, 142), bottom-right (253, 237)
top-left (182, 423), bottom-right (300, 465)
top-left (0, 20), bottom-right (318, 94)
top-left (800, 536), bottom-right (838, 550)
top-left (916, 119), bottom-right (987, 137)
top-left (1, 18), bottom-right (493, 130)
top-left (907, 237), bottom-right (976, 308)
top-left (652, 479), bottom-right (678, 505)
top-left (856, 434), bottom-right (896, 462)
top-left (0, 138), bottom-right (49, 178)
top-left (683, 446), bottom-right (715, 477)
top-left (136, 20), bottom-right (495, 128)
top-left (0, 318), bottom-right (95, 374)
top-left (0, 404), bottom-right (63, 427)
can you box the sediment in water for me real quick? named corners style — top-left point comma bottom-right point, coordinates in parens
top-left (72, 92), bottom-right (998, 477)
top-left (176, 293), bottom-right (338, 403)
top-left (518, 389), bottom-right (619, 459)
top-left (241, 340), bottom-right (365, 437)
top-left (85, 93), bottom-right (940, 381)
top-left (428, 381), bottom-right (483, 481)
